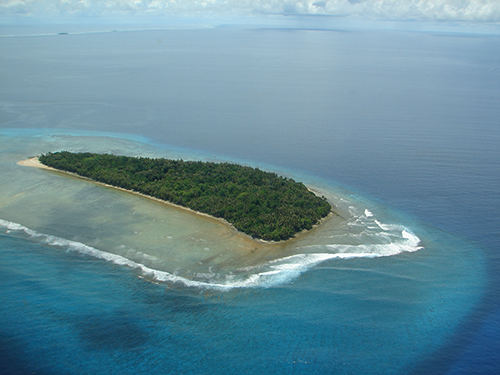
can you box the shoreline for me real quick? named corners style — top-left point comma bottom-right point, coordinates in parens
top-left (18, 157), bottom-right (334, 244)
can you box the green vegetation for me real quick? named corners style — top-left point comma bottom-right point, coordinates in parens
top-left (39, 151), bottom-right (331, 241)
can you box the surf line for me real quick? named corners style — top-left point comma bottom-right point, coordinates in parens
top-left (0, 218), bottom-right (330, 290)
top-left (0, 216), bottom-right (422, 291)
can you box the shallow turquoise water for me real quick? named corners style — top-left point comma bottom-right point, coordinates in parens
top-left (0, 131), bottom-right (486, 374)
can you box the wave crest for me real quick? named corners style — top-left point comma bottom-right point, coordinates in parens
top-left (1, 215), bottom-right (422, 291)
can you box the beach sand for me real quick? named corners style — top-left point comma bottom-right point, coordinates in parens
top-left (17, 157), bottom-right (55, 170)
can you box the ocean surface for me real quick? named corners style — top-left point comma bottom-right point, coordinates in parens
top-left (0, 25), bottom-right (499, 374)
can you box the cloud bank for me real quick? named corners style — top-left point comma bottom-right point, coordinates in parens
top-left (1, 0), bottom-right (499, 22)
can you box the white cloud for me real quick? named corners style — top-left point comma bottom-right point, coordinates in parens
top-left (0, 0), bottom-right (499, 22)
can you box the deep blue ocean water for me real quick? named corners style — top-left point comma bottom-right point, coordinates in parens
top-left (0, 25), bottom-right (499, 374)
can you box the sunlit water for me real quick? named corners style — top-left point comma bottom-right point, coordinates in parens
top-left (1, 26), bottom-right (499, 374)
top-left (1, 133), bottom-right (425, 289)
top-left (0, 132), bottom-right (486, 374)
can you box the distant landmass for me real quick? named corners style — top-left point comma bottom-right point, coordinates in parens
top-left (39, 152), bottom-right (332, 241)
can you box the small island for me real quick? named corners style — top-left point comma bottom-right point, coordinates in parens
top-left (38, 151), bottom-right (332, 241)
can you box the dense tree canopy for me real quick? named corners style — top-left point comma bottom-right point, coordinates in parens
top-left (39, 151), bottom-right (332, 241)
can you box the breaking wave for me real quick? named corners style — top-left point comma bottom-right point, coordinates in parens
top-left (1, 214), bottom-right (422, 291)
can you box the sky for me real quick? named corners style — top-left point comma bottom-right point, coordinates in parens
top-left (1, 0), bottom-right (499, 23)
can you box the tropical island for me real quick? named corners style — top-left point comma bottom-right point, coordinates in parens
top-left (38, 151), bottom-right (332, 241)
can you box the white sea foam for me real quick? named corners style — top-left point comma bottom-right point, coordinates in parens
top-left (375, 220), bottom-right (391, 231)
top-left (1, 216), bottom-right (423, 291)
top-left (0, 219), bottom-right (29, 232)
